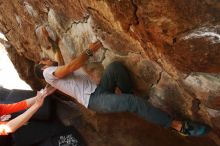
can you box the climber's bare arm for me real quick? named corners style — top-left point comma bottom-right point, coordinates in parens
top-left (54, 41), bottom-right (102, 79)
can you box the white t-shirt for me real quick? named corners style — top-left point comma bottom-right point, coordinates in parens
top-left (43, 67), bottom-right (97, 107)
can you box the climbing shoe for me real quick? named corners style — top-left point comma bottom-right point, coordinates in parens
top-left (179, 120), bottom-right (210, 136)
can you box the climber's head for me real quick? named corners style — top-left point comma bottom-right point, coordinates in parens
top-left (34, 58), bottom-right (58, 79)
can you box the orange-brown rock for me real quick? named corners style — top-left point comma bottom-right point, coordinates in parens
top-left (0, 0), bottom-right (220, 145)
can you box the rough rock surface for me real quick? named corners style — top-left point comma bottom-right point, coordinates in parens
top-left (0, 0), bottom-right (220, 145)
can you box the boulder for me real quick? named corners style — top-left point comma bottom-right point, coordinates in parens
top-left (0, 0), bottom-right (220, 145)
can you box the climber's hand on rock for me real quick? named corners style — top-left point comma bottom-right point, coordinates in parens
top-left (88, 41), bottom-right (103, 53)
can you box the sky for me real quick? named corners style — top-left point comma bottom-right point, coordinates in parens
top-left (0, 32), bottom-right (7, 39)
top-left (0, 33), bottom-right (31, 90)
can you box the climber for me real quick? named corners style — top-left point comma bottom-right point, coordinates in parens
top-left (34, 40), bottom-right (210, 137)
top-left (0, 86), bottom-right (55, 136)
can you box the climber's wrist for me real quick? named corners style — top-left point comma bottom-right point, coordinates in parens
top-left (85, 48), bottom-right (93, 57)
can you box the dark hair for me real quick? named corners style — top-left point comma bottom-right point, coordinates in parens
top-left (34, 63), bottom-right (45, 79)
top-left (34, 61), bottom-right (58, 79)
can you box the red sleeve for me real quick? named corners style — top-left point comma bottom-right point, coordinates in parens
top-left (0, 122), bottom-right (9, 135)
top-left (0, 101), bottom-right (28, 115)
